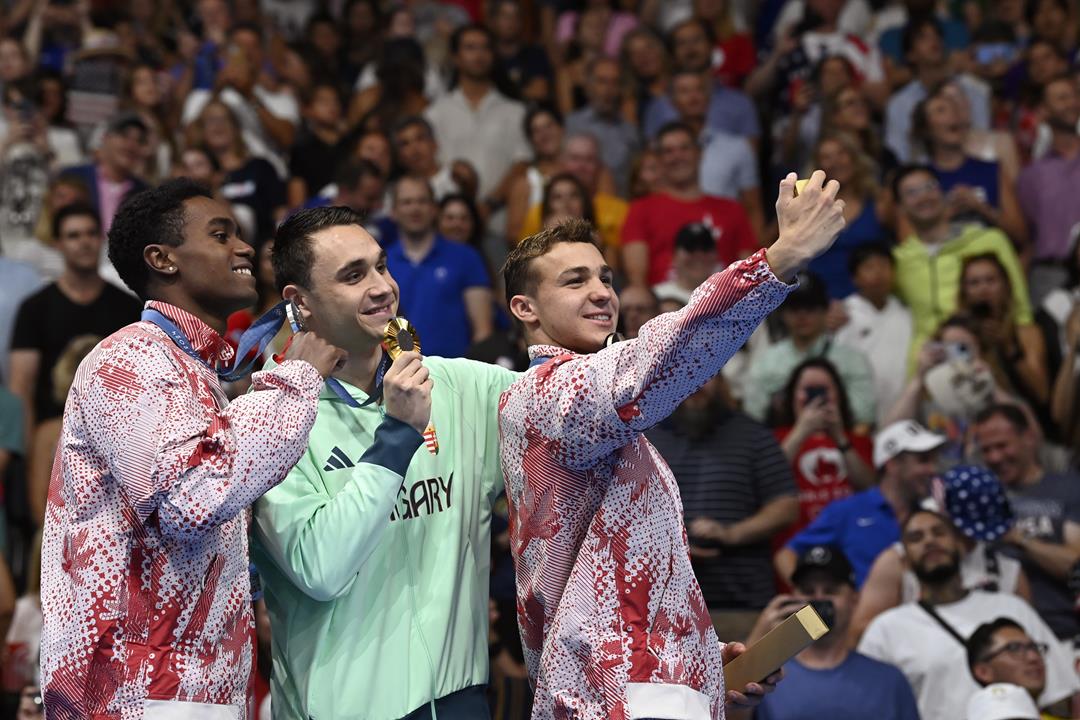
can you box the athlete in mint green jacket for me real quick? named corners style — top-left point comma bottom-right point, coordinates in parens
top-left (249, 208), bottom-right (516, 720)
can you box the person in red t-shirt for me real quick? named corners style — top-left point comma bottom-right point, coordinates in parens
top-left (621, 120), bottom-right (758, 286)
top-left (772, 357), bottom-right (875, 549)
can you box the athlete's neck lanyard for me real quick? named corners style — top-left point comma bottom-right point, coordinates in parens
top-left (142, 302), bottom-right (391, 409)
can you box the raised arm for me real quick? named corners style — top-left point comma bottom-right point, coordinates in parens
top-left (535, 173), bottom-right (846, 469)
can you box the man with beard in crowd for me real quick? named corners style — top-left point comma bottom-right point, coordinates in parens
top-left (858, 509), bottom-right (1078, 720)
top-left (648, 374), bottom-right (798, 643)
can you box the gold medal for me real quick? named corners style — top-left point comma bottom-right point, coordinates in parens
top-left (383, 317), bottom-right (421, 360)
top-left (382, 317), bottom-right (438, 454)
top-left (793, 178), bottom-right (811, 196)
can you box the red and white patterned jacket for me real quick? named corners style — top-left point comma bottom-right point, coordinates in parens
top-left (40, 301), bottom-right (323, 720)
top-left (499, 251), bottom-right (792, 720)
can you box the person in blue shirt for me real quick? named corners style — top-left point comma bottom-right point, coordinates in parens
top-left (775, 420), bottom-right (945, 587)
top-left (733, 545), bottom-right (921, 720)
top-left (386, 175), bottom-right (494, 358)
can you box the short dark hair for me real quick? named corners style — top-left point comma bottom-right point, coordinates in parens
top-left (272, 206), bottom-right (366, 292)
top-left (185, 143), bottom-right (221, 173)
top-left (391, 174), bottom-right (435, 205)
top-left (335, 158), bottom-right (383, 191)
top-left (1042, 73), bottom-right (1076, 104)
top-left (52, 202), bottom-right (100, 240)
top-left (901, 16), bottom-right (944, 61)
top-left (523, 104), bottom-right (563, 141)
top-left (967, 617), bottom-right (1026, 683)
top-left (974, 402), bottom-right (1031, 433)
top-left (655, 120), bottom-right (697, 146)
top-left (392, 114), bottom-right (435, 143)
top-left (502, 217), bottom-right (597, 303)
top-left (848, 242), bottom-right (895, 277)
top-left (1027, 0), bottom-right (1069, 25)
top-left (891, 164), bottom-right (937, 200)
top-left (450, 23), bottom-right (492, 56)
top-left (230, 21), bottom-right (263, 41)
top-left (669, 16), bottom-right (716, 46)
top-left (107, 179), bottom-right (213, 299)
top-left (300, 80), bottom-right (343, 108)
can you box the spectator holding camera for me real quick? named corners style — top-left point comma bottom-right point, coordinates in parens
top-left (885, 314), bottom-right (1010, 464)
top-left (771, 358), bottom-right (876, 549)
top-left (731, 546), bottom-right (920, 720)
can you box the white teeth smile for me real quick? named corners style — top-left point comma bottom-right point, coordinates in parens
top-left (586, 314), bottom-right (611, 321)
top-left (232, 268), bottom-right (252, 275)
top-left (364, 304), bottom-right (392, 315)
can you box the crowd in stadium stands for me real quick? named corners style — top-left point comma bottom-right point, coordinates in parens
top-left (1, 0), bottom-right (1080, 717)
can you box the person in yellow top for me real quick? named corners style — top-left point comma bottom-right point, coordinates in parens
top-left (518, 133), bottom-right (628, 260)
top-left (890, 166), bottom-right (1032, 370)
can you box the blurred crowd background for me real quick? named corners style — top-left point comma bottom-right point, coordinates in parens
top-left (1, 0), bottom-right (1080, 718)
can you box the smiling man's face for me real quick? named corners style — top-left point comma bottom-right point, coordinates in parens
top-left (295, 224), bottom-right (400, 354)
top-left (511, 241), bottom-right (618, 353)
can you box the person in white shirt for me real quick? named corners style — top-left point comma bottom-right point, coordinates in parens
top-left (424, 24), bottom-right (530, 203)
top-left (858, 509), bottom-right (1079, 720)
top-left (834, 243), bottom-right (913, 427)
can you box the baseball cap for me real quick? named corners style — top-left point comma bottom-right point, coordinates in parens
top-left (965, 683), bottom-right (1040, 720)
top-left (674, 223), bottom-right (716, 253)
top-left (873, 419), bottom-right (946, 469)
top-left (106, 111), bottom-right (149, 136)
top-left (791, 545), bottom-right (855, 588)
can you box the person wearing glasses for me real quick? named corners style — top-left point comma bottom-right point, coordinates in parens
top-left (890, 164), bottom-right (1032, 372)
top-left (967, 618), bottom-right (1066, 719)
top-left (857, 509), bottom-right (1078, 720)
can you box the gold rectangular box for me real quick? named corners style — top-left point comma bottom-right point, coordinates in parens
top-left (722, 605), bottom-right (829, 691)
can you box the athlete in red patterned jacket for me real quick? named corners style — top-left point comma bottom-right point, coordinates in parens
top-left (498, 172), bottom-right (847, 720)
top-left (40, 180), bottom-right (344, 719)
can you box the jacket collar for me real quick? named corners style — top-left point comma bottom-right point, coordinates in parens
top-left (145, 300), bottom-right (235, 369)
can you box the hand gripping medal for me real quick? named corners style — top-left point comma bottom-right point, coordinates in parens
top-left (383, 318), bottom-right (439, 454)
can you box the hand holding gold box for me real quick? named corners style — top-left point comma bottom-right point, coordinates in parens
top-left (722, 605), bottom-right (829, 691)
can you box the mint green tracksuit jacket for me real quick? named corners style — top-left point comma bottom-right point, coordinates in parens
top-left (250, 356), bottom-right (516, 720)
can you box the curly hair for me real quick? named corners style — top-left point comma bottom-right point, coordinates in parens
top-left (107, 178), bottom-right (213, 299)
